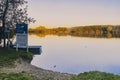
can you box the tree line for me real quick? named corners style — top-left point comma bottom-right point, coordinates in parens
top-left (29, 25), bottom-right (120, 38)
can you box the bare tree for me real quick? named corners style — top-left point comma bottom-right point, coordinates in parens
top-left (0, 0), bottom-right (35, 47)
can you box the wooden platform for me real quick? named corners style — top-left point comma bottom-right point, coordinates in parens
top-left (13, 46), bottom-right (42, 55)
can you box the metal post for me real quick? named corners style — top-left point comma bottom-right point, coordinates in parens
top-left (27, 43), bottom-right (28, 52)
top-left (16, 44), bottom-right (18, 51)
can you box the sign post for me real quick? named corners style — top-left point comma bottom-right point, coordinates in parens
top-left (16, 24), bottom-right (28, 52)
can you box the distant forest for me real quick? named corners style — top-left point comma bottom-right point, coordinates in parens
top-left (29, 25), bottom-right (120, 38)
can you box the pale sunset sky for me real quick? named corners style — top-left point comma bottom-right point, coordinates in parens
top-left (27, 0), bottom-right (120, 28)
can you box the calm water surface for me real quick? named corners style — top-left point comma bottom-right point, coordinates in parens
top-left (29, 35), bottom-right (120, 74)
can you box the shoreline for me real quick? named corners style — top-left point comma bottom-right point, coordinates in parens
top-left (0, 58), bottom-right (72, 80)
top-left (1, 48), bottom-right (120, 80)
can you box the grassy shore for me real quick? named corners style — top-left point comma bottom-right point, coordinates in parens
top-left (0, 72), bottom-right (36, 80)
top-left (0, 48), bottom-right (37, 80)
top-left (71, 71), bottom-right (120, 80)
top-left (0, 47), bottom-right (33, 68)
top-left (1, 48), bottom-right (120, 80)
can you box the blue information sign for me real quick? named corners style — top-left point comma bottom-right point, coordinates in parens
top-left (16, 24), bottom-right (28, 34)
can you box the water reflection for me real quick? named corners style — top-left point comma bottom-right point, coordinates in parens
top-left (30, 35), bottom-right (120, 74)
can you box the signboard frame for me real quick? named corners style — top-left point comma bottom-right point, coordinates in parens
top-left (16, 24), bottom-right (28, 52)
top-left (16, 24), bottom-right (28, 34)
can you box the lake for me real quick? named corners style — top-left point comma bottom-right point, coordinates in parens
top-left (29, 34), bottom-right (120, 74)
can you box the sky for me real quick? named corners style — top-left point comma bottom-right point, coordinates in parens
top-left (27, 0), bottom-right (120, 28)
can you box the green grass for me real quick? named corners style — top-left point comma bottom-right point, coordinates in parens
top-left (71, 71), bottom-right (120, 80)
top-left (0, 72), bottom-right (36, 80)
top-left (0, 48), bottom-right (36, 79)
top-left (0, 47), bottom-right (33, 68)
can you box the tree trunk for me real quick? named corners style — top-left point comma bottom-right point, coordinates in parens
top-left (3, 22), bottom-right (6, 47)
top-left (2, 0), bottom-right (9, 47)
